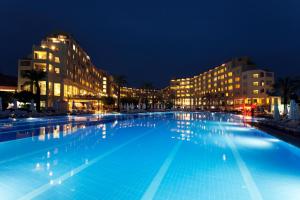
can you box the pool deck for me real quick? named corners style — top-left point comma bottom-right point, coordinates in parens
top-left (250, 121), bottom-right (300, 148)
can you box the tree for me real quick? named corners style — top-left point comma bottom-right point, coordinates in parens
top-left (100, 96), bottom-right (115, 110)
top-left (271, 77), bottom-right (300, 115)
top-left (141, 82), bottom-right (155, 109)
top-left (21, 70), bottom-right (47, 112)
top-left (166, 92), bottom-right (176, 108)
top-left (113, 75), bottom-right (127, 111)
top-left (213, 92), bottom-right (226, 110)
top-left (203, 93), bottom-right (212, 109)
top-left (120, 97), bottom-right (139, 105)
top-left (14, 91), bottom-right (35, 104)
top-left (0, 91), bottom-right (14, 110)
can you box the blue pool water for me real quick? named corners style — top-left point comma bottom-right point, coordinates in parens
top-left (0, 112), bottom-right (300, 200)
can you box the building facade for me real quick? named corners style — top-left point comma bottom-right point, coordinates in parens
top-left (18, 33), bottom-right (116, 111)
top-left (170, 57), bottom-right (278, 112)
top-left (120, 87), bottom-right (161, 105)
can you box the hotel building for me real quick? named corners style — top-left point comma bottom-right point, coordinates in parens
top-left (120, 87), bottom-right (161, 105)
top-left (18, 33), bottom-right (116, 111)
top-left (170, 57), bottom-right (278, 111)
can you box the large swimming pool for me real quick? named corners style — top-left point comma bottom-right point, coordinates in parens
top-left (0, 112), bottom-right (299, 200)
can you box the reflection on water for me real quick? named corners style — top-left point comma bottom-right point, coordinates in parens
top-left (0, 114), bottom-right (160, 142)
top-left (1, 112), bottom-right (300, 200)
top-left (170, 112), bottom-right (279, 152)
top-left (17, 116), bottom-right (162, 189)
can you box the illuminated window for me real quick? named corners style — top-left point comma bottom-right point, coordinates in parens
top-left (228, 85), bottom-right (233, 90)
top-left (228, 72), bottom-right (233, 77)
top-left (253, 73), bottom-right (259, 78)
top-left (54, 57), bottom-right (60, 63)
top-left (253, 82), bottom-right (259, 86)
top-left (235, 77), bottom-right (240, 82)
top-left (40, 101), bottom-right (46, 108)
top-left (73, 86), bottom-right (78, 95)
top-left (34, 51), bottom-right (47, 60)
top-left (23, 84), bottom-right (30, 91)
top-left (48, 53), bottom-right (53, 61)
top-left (228, 79), bottom-right (233, 83)
top-left (54, 83), bottom-right (61, 96)
top-left (55, 67), bottom-right (60, 74)
top-left (34, 63), bottom-right (47, 71)
top-left (253, 90), bottom-right (259, 94)
top-left (49, 64), bottom-right (53, 72)
top-left (39, 81), bottom-right (46, 95)
top-left (235, 84), bottom-right (240, 89)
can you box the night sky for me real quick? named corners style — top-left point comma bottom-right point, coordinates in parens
top-left (0, 0), bottom-right (299, 88)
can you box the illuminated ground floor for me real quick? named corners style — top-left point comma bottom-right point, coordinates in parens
top-left (39, 95), bottom-right (112, 113)
top-left (175, 96), bottom-right (281, 113)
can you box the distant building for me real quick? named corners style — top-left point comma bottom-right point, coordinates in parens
top-left (18, 33), bottom-right (116, 111)
top-left (170, 57), bottom-right (278, 111)
top-left (0, 73), bottom-right (17, 92)
top-left (120, 87), bottom-right (161, 105)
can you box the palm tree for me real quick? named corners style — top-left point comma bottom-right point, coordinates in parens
top-left (113, 75), bottom-right (127, 111)
top-left (271, 77), bottom-right (300, 115)
top-left (100, 96), bottom-right (115, 110)
top-left (141, 82), bottom-right (155, 108)
top-left (203, 93), bottom-right (212, 109)
top-left (21, 70), bottom-right (47, 112)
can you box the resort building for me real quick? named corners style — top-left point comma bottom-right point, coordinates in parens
top-left (120, 86), bottom-right (161, 105)
top-left (18, 32), bottom-right (116, 111)
top-left (170, 57), bottom-right (278, 112)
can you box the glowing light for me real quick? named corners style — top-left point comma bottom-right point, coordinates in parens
top-left (234, 136), bottom-right (273, 149)
top-left (225, 126), bottom-right (251, 132)
top-left (222, 154), bottom-right (227, 161)
top-left (35, 163), bottom-right (40, 169)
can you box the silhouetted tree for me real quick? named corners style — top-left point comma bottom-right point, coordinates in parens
top-left (270, 77), bottom-right (300, 114)
top-left (21, 70), bottom-right (47, 112)
top-left (141, 82), bottom-right (155, 109)
top-left (0, 91), bottom-right (14, 110)
top-left (14, 91), bottom-right (35, 104)
top-left (100, 96), bottom-right (115, 110)
top-left (113, 75), bottom-right (127, 111)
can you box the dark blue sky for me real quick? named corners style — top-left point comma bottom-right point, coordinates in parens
top-left (0, 0), bottom-right (299, 88)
